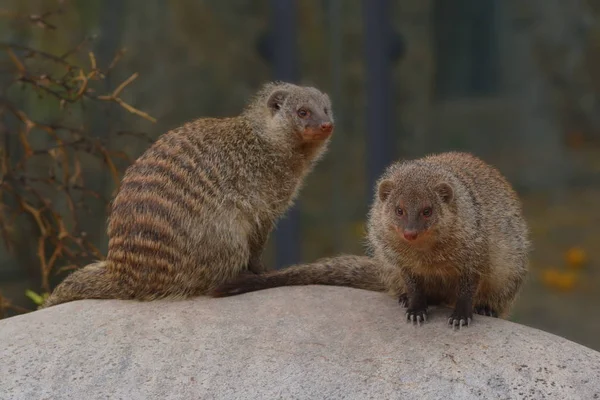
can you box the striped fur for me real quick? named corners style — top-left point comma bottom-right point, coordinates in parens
top-left (43, 82), bottom-right (334, 307)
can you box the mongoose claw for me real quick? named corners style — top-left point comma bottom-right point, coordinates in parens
top-left (448, 317), bottom-right (470, 329)
top-left (448, 305), bottom-right (473, 330)
top-left (406, 309), bottom-right (427, 326)
top-left (474, 305), bottom-right (498, 318)
top-left (398, 293), bottom-right (409, 308)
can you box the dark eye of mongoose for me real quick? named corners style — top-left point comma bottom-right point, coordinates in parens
top-left (297, 108), bottom-right (310, 118)
top-left (395, 207), bottom-right (404, 216)
top-left (422, 207), bottom-right (432, 217)
top-left (324, 107), bottom-right (329, 115)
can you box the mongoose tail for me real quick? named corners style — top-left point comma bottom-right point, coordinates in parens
top-left (210, 255), bottom-right (387, 297)
top-left (41, 262), bottom-right (126, 308)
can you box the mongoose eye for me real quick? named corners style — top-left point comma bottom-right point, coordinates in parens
top-left (324, 107), bottom-right (329, 115)
top-left (395, 207), bottom-right (404, 216)
top-left (297, 108), bottom-right (310, 118)
top-left (422, 207), bottom-right (432, 217)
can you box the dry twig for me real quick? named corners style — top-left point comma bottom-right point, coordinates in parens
top-left (0, 4), bottom-right (154, 316)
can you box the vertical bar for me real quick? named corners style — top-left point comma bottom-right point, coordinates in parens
top-left (95, 0), bottom-right (126, 141)
top-left (270, 0), bottom-right (301, 269)
top-left (363, 0), bottom-right (394, 200)
top-left (327, 0), bottom-right (344, 252)
top-left (91, 0), bottom-right (126, 253)
top-left (470, 0), bottom-right (499, 96)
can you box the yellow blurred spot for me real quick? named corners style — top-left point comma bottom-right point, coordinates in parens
top-left (565, 247), bottom-right (587, 269)
top-left (353, 222), bottom-right (367, 238)
top-left (24, 290), bottom-right (48, 306)
top-left (541, 269), bottom-right (577, 292)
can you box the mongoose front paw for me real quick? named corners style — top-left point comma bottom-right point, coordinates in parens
top-left (398, 293), bottom-right (409, 308)
top-left (474, 305), bottom-right (498, 318)
top-left (406, 308), bottom-right (427, 325)
top-left (405, 293), bottom-right (427, 325)
top-left (448, 303), bottom-right (473, 329)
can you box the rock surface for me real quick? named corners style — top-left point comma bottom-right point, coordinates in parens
top-left (1, 286), bottom-right (599, 400)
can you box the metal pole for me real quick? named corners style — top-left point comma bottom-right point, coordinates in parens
top-left (362, 0), bottom-right (395, 201)
top-left (328, 0), bottom-right (344, 252)
top-left (270, 0), bottom-right (301, 269)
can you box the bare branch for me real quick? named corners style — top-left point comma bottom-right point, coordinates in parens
top-left (0, 3), bottom-right (155, 317)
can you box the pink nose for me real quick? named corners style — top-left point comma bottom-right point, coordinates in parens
top-left (403, 230), bottom-right (418, 241)
top-left (320, 122), bottom-right (333, 133)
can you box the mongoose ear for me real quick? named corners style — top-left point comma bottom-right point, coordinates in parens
top-left (266, 90), bottom-right (289, 114)
top-left (378, 180), bottom-right (394, 202)
top-left (435, 182), bottom-right (454, 203)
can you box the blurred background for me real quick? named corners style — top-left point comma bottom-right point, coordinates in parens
top-left (1, 0), bottom-right (599, 350)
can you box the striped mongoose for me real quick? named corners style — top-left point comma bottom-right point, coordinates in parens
top-left (43, 81), bottom-right (334, 308)
top-left (211, 152), bottom-right (531, 328)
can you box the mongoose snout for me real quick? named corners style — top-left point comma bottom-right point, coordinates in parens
top-left (294, 103), bottom-right (334, 141)
top-left (320, 122), bottom-right (333, 133)
top-left (301, 122), bottom-right (334, 141)
top-left (402, 230), bottom-right (419, 241)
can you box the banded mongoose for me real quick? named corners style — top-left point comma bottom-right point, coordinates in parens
top-left (211, 152), bottom-right (531, 328)
top-left (43, 81), bottom-right (334, 308)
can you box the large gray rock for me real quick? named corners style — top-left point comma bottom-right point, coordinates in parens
top-left (1, 286), bottom-right (599, 400)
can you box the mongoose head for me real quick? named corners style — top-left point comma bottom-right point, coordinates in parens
top-left (249, 82), bottom-right (334, 147)
top-left (376, 166), bottom-right (455, 248)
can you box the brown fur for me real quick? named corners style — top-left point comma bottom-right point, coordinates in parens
top-left (43, 81), bottom-right (334, 308)
top-left (211, 255), bottom-right (387, 296)
top-left (211, 152), bottom-right (530, 326)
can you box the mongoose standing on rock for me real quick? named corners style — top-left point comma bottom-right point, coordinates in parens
top-left (212, 152), bottom-right (530, 328)
top-left (43, 81), bottom-right (334, 308)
